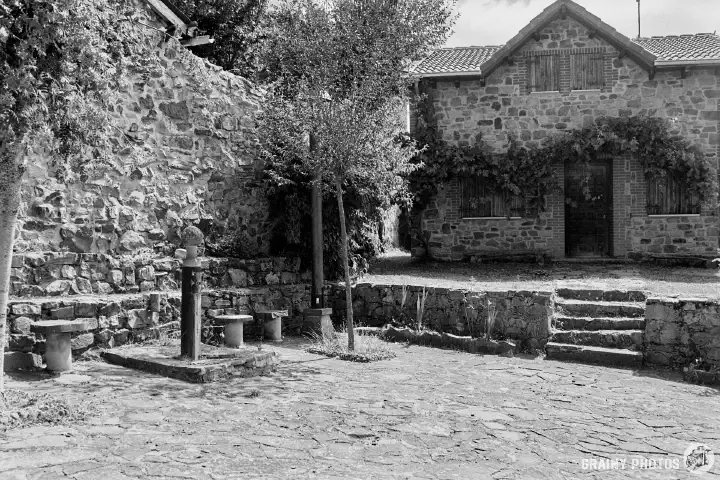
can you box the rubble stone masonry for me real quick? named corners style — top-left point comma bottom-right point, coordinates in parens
top-left (415, 17), bottom-right (720, 261)
top-left (16, 0), bottom-right (269, 256)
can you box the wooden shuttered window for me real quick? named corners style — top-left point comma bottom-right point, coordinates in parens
top-left (646, 175), bottom-right (700, 215)
top-left (461, 177), bottom-right (536, 218)
top-left (528, 55), bottom-right (560, 92)
top-left (569, 53), bottom-right (605, 90)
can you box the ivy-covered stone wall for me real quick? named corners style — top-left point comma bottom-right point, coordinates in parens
top-left (414, 17), bottom-right (720, 261)
top-left (15, 0), bottom-right (269, 256)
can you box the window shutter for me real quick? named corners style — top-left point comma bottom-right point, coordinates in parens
top-left (528, 55), bottom-right (560, 92)
top-left (570, 53), bottom-right (604, 90)
top-left (647, 175), bottom-right (698, 215)
top-left (541, 56), bottom-right (559, 92)
top-left (529, 56), bottom-right (539, 92)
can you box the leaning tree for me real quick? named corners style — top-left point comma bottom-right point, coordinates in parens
top-left (259, 0), bottom-right (456, 349)
top-left (0, 0), bottom-right (156, 389)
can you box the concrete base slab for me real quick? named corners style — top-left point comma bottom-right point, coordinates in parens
top-left (101, 341), bottom-right (278, 383)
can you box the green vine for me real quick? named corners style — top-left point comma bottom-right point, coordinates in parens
top-left (410, 84), bottom-right (718, 213)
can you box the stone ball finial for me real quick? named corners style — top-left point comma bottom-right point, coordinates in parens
top-left (181, 226), bottom-right (204, 247)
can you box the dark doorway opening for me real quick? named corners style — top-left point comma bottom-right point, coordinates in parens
top-left (565, 161), bottom-right (613, 258)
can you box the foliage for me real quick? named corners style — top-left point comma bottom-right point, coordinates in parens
top-left (263, 173), bottom-right (381, 278)
top-left (409, 89), bottom-right (561, 212)
top-left (305, 328), bottom-right (396, 362)
top-left (410, 87), bottom-right (717, 211)
top-left (259, 0), bottom-right (456, 351)
top-left (0, 389), bottom-right (94, 431)
top-left (547, 116), bottom-right (717, 204)
top-left (205, 229), bottom-right (260, 260)
top-left (171, 0), bottom-right (268, 79)
top-left (0, 0), bottom-right (148, 183)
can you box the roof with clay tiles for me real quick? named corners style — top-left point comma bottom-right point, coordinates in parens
top-left (634, 33), bottom-right (720, 62)
top-left (412, 46), bottom-right (503, 76)
top-left (412, 0), bottom-right (720, 78)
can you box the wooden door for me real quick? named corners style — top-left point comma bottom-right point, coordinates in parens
top-left (565, 163), bottom-right (612, 257)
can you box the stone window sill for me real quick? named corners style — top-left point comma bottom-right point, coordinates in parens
top-left (648, 214), bottom-right (701, 217)
top-left (570, 89), bottom-right (602, 93)
top-left (462, 217), bottom-right (523, 220)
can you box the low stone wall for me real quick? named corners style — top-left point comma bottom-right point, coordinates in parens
top-left (9, 252), bottom-right (309, 297)
top-left (328, 283), bottom-right (552, 348)
top-left (629, 216), bottom-right (719, 258)
top-left (645, 298), bottom-right (720, 368)
top-left (4, 284), bottom-right (310, 361)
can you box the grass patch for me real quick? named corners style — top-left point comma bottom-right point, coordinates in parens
top-left (306, 329), bottom-right (396, 362)
top-left (0, 390), bottom-right (94, 432)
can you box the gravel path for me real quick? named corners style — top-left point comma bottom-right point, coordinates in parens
top-left (2, 339), bottom-right (719, 479)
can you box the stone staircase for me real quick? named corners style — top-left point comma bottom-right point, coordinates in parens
top-left (545, 288), bottom-right (646, 368)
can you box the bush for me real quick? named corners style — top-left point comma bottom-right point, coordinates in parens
top-left (204, 229), bottom-right (261, 259)
top-left (306, 329), bottom-right (396, 362)
top-left (264, 175), bottom-right (384, 279)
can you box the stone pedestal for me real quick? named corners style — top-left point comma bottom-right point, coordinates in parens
top-left (302, 308), bottom-right (333, 338)
top-left (257, 310), bottom-right (288, 342)
top-left (214, 314), bottom-right (253, 348)
top-left (31, 319), bottom-right (91, 372)
top-left (45, 332), bottom-right (72, 371)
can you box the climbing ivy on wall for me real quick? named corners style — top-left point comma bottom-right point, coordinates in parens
top-left (410, 83), bottom-right (718, 213)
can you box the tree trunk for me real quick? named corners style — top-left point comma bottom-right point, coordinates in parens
top-left (0, 181), bottom-right (20, 391)
top-left (335, 178), bottom-right (355, 351)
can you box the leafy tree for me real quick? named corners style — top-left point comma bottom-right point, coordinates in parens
top-left (0, 0), bottom-right (155, 389)
top-left (172, 0), bottom-right (268, 79)
top-left (259, 0), bottom-right (455, 350)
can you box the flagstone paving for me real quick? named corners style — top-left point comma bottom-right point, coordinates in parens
top-left (2, 339), bottom-right (719, 479)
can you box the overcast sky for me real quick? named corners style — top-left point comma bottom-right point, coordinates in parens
top-left (446, 0), bottom-right (720, 47)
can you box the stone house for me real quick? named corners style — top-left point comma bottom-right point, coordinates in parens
top-left (409, 0), bottom-right (720, 262)
top-left (15, 0), bottom-right (268, 256)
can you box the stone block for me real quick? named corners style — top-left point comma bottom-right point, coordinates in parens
top-left (11, 303), bottom-right (41, 316)
top-left (45, 280), bottom-right (76, 296)
top-left (51, 306), bottom-right (75, 319)
top-left (107, 270), bottom-right (124, 284)
top-left (11, 317), bottom-right (34, 335)
top-left (3, 351), bottom-right (43, 371)
top-left (75, 277), bottom-right (92, 294)
top-left (71, 333), bottom-right (95, 351)
top-left (61, 265), bottom-right (77, 279)
top-left (126, 309), bottom-right (148, 329)
top-left (113, 329), bottom-right (131, 346)
top-left (137, 265), bottom-right (155, 281)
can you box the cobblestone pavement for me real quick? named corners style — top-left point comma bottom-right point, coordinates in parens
top-left (2, 339), bottom-right (719, 479)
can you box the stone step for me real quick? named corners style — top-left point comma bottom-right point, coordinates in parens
top-left (550, 329), bottom-right (643, 349)
top-left (553, 316), bottom-right (645, 331)
top-left (555, 299), bottom-right (645, 318)
top-left (555, 288), bottom-right (647, 302)
top-left (545, 342), bottom-right (643, 368)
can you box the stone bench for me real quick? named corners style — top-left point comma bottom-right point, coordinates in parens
top-left (31, 319), bottom-right (92, 372)
top-left (256, 310), bottom-right (288, 342)
top-left (212, 314), bottom-right (253, 348)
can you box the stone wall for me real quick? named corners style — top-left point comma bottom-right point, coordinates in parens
top-left (414, 16), bottom-right (720, 261)
top-left (15, 0), bottom-right (269, 256)
top-left (328, 283), bottom-right (552, 348)
top-left (4, 283), bottom-right (310, 360)
top-left (645, 297), bottom-right (720, 368)
top-left (8, 252), bottom-right (309, 298)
